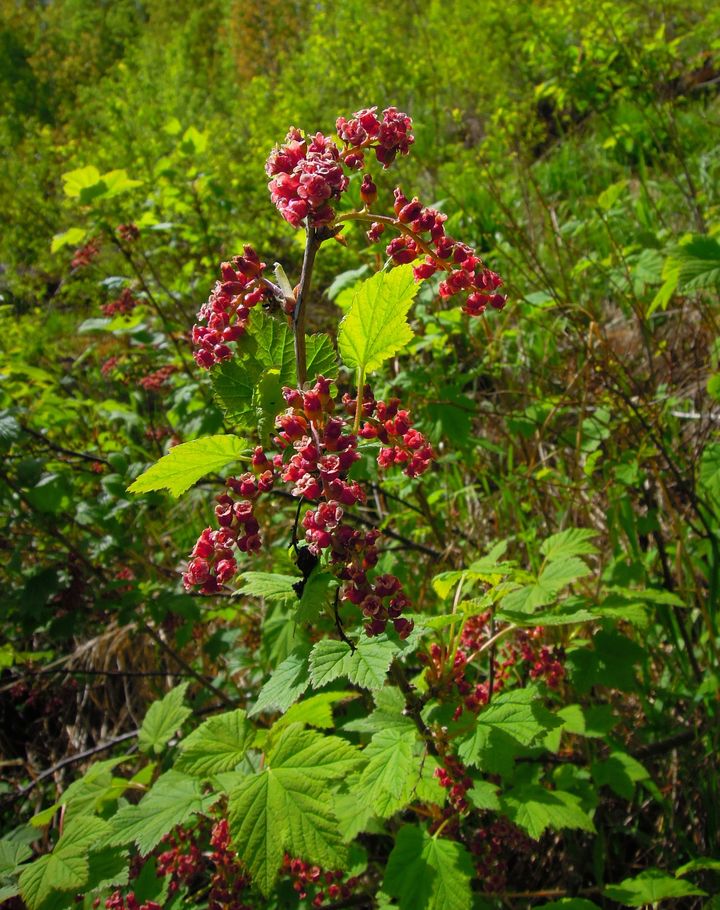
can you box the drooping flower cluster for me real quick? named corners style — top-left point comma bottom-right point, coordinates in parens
top-left (515, 627), bottom-right (566, 688)
top-left (281, 854), bottom-right (361, 908)
top-left (182, 463), bottom-right (272, 594)
top-left (435, 754), bottom-right (474, 813)
top-left (71, 237), bottom-right (101, 270)
top-left (208, 819), bottom-right (252, 910)
top-left (266, 129), bottom-right (349, 227)
top-left (336, 105), bottom-right (414, 168)
top-left (104, 822), bottom-right (252, 910)
top-left (139, 364), bottom-right (177, 391)
top-left (117, 222), bottom-right (140, 244)
top-left (469, 817), bottom-right (534, 893)
top-left (275, 377), bottom-right (423, 638)
top-left (276, 377), bottom-right (363, 509)
top-left (420, 612), bottom-right (566, 718)
top-left (356, 393), bottom-right (435, 478)
top-left (183, 375), bottom-right (429, 637)
top-left (157, 828), bottom-right (204, 895)
top-left (192, 246), bottom-right (268, 368)
top-left (102, 287), bottom-right (138, 317)
top-left (105, 893), bottom-right (160, 910)
top-left (377, 188), bottom-right (507, 316)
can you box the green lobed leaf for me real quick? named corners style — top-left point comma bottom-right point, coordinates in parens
top-left (383, 825), bottom-right (474, 910)
top-left (238, 310), bottom-right (296, 385)
top-left (61, 757), bottom-right (131, 819)
top-left (467, 780), bottom-right (501, 811)
top-left (19, 817), bottom-right (110, 910)
top-left (228, 725), bottom-right (363, 895)
top-left (540, 528), bottom-right (598, 560)
top-left (61, 165), bottom-right (141, 204)
top-left (355, 728), bottom-right (418, 818)
top-left (138, 682), bottom-right (192, 754)
top-left (268, 724), bottom-right (364, 782)
top-left (237, 572), bottom-right (300, 600)
top-left (591, 751), bottom-right (650, 800)
top-left (211, 360), bottom-right (257, 426)
top-left (499, 556), bottom-right (590, 614)
top-left (675, 858), bottom-right (720, 876)
top-left (604, 869), bottom-right (706, 906)
top-left (248, 646), bottom-right (311, 717)
top-left (308, 639), bottom-right (352, 688)
top-left (277, 691), bottom-right (358, 731)
top-left (127, 435), bottom-right (248, 497)
top-left (337, 265), bottom-right (419, 374)
top-left (108, 771), bottom-right (218, 854)
top-left (85, 846), bottom-right (130, 895)
top-left (309, 636), bottom-right (399, 691)
top-left (305, 333), bottom-right (338, 380)
top-left (496, 602), bottom-right (596, 627)
top-left (458, 688), bottom-right (561, 768)
top-left (50, 227), bottom-right (87, 254)
top-left (343, 686), bottom-right (415, 734)
top-left (567, 630), bottom-right (644, 693)
top-left (500, 784), bottom-right (596, 840)
top-left (175, 709), bottom-right (255, 777)
top-left (348, 637), bottom-right (400, 689)
top-left (0, 838), bottom-right (32, 876)
top-left (227, 771), bottom-right (285, 896)
top-left (62, 165), bottom-right (101, 197)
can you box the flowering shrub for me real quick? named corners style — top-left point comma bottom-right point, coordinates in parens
top-left (5, 105), bottom-right (710, 910)
top-left (177, 106), bottom-right (507, 647)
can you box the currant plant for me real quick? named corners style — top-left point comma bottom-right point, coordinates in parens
top-left (5, 106), bottom-right (712, 910)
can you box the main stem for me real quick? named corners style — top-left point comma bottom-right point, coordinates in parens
top-left (293, 224), bottom-right (321, 387)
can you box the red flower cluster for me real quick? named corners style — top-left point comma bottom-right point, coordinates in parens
top-left (281, 854), bottom-right (361, 908)
top-left (184, 375), bottom-right (421, 637)
top-left (435, 754), bottom-right (474, 813)
top-left (183, 464), bottom-right (271, 594)
top-left (71, 237), bottom-right (101, 270)
top-left (208, 819), bottom-right (252, 910)
top-left (265, 106), bottom-right (413, 229)
top-left (277, 377), bottom-right (363, 509)
top-left (266, 129), bottom-right (349, 227)
top-left (117, 222), bottom-right (140, 244)
top-left (105, 893), bottom-right (160, 910)
top-left (336, 105), bottom-right (414, 168)
top-left (469, 817), bottom-right (534, 892)
top-left (101, 355), bottom-right (120, 377)
top-left (275, 378), bottom-right (416, 637)
top-left (157, 828), bottom-right (203, 894)
top-left (139, 364), bottom-right (177, 391)
top-left (515, 628), bottom-right (566, 688)
top-left (420, 613), bottom-right (565, 720)
top-left (357, 394), bottom-right (435, 478)
top-left (377, 188), bottom-right (507, 317)
top-left (192, 246), bottom-right (268, 368)
top-left (102, 288), bottom-right (138, 317)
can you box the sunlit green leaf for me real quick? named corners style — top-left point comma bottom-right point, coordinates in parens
top-left (338, 265), bottom-right (419, 374)
top-left (127, 435), bottom-right (248, 497)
